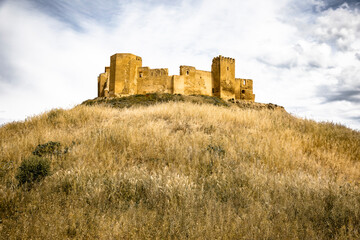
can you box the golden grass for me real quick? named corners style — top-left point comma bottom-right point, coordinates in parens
top-left (0, 100), bottom-right (359, 239)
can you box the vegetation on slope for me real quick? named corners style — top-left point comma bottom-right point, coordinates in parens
top-left (82, 93), bottom-right (284, 110)
top-left (0, 95), bottom-right (359, 239)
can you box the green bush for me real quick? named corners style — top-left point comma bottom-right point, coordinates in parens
top-left (32, 141), bottom-right (61, 157)
top-left (16, 156), bottom-right (50, 187)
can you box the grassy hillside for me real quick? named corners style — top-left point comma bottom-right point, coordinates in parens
top-left (0, 94), bottom-right (359, 239)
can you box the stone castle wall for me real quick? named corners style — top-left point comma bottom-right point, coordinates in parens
top-left (137, 67), bottom-right (173, 94)
top-left (98, 53), bottom-right (255, 101)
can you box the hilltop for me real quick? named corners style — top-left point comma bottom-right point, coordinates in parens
top-left (0, 94), bottom-right (359, 239)
top-left (82, 93), bottom-right (283, 110)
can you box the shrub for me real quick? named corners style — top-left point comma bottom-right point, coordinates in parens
top-left (16, 156), bottom-right (50, 187)
top-left (32, 141), bottom-right (61, 157)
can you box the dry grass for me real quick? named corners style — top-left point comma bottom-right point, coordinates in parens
top-left (0, 97), bottom-right (359, 239)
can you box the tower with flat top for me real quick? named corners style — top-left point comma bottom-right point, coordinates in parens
top-left (109, 53), bottom-right (142, 96)
top-left (211, 56), bottom-right (236, 99)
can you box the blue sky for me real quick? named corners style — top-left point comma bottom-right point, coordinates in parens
top-left (0, 0), bottom-right (359, 130)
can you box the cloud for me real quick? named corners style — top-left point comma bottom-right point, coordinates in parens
top-left (318, 66), bottom-right (360, 103)
top-left (356, 53), bottom-right (360, 61)
top-left (0, 0), bottom-right (106, 122)
top-left (308, 5), bottom-right (360, 110)
top-left (321, 0), bottom-right (360, 11)
top-left (23, 0), bottom-right (123, 30)
top-left (319, 87), bottom-right (360, 103)
top-left (312, 3), bottom-right (360, 51)
top-left (283, 1), bottom-right (360, 129)
top-left (291, 0), bottom-right (360, 14)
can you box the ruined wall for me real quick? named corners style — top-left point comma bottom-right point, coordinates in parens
top-left (137, 67), bottom-right (172, 94)
top-left (238, 78), bottom-right (255, 101)
top-left (104, 67), bottom-right (110, 97)
top-left (98, 73), bottom-right (107, 97)
top-left (109, 53), bottom-right (142, 96)
top-left (97, 67), bottom-right (110, 97)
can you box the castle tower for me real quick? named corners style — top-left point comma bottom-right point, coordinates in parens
top-left (211, 55), bottom-right (236, 100)
top-left (109, 53), bottom-right (142, 96)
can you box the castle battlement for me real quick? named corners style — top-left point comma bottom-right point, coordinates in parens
top-left (212, 55), bottom-right (235, 63)
top-left (98, 53), bottom-right (255, 101)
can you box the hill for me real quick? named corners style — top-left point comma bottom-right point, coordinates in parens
top-left (0, 94), bottom-right (359, 239)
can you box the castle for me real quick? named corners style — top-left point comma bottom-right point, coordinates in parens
top-left (98, 53), bottom-right (255, 101)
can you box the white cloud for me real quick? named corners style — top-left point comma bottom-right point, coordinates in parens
top-left (313, 3), bottom-right (360, 51)
top-left (0, 1), bottom-right (109, 122)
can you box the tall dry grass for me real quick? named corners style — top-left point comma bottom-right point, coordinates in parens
top-left (0, 101), bottom-right (359, 239)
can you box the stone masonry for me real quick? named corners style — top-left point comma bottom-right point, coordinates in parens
top-left (98, 53), bottom-right (255, 101)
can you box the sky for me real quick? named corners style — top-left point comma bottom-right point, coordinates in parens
top-left (0, 0), bottom-right (359, 130)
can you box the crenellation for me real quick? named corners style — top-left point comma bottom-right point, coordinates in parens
top-left (220, 57), bottom-right (235, 63)
top-left (212, 55), bottom-right (235, 64)
top-left (98, 53), bottom-right (255, 101)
